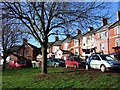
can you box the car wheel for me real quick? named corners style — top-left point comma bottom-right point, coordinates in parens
top-left (54, 64), bottom-right (57, 67)
top-left (66, 64), bottom-right (68, 68)
top-left (100, 65), bottom-right (106, 72)
top-left (86, 64), bottom-right (89, 70)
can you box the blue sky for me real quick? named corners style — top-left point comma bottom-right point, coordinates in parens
top-left (29, 2), bottom-right (119, 48)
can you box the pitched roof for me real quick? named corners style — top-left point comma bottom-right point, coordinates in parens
top-left (52, 40), bottom-right (64, 46)
top-left (109, 20), bottom-right (120, 28)
top-left (62, 36), bottom-right (74, 43)
top-left (73, 34), bottom-right (83, 39)
top-left (10, 42), bottom-right (40, 54)
top-left (10, 45), bottom-right (23, 52)
top-left (96, 23), bottom-right (114, 33)
top-left (28, 43), bottom-right (38, 50)
top-left (47, 42), bottom-right (55, 47)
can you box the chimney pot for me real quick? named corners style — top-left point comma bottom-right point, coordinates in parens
top-left (116, 11), bottom-right (120, 21)
top-left (66, 34), bottom-right (70, 38)
top-left (23, 38), bottom-right (27, 44)
top-left (55, 36), bottom-right (59, 41)
top-left (88, 27), bottom-right (94, 31)
top-left (76, 29), bottom-right (81, 35)
top-left (101, 18), bottom-right (108, 26)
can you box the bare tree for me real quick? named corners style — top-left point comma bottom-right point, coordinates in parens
top-left (2, 2), bottom-right (111, 74)
top-left (1, 6), bottom-right (27, 69)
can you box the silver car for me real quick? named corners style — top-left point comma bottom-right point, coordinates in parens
top-left (86, 54), bottom-right (120, 72)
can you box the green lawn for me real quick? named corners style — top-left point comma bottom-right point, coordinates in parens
top-left (2, 67), bottom-right (120, 89)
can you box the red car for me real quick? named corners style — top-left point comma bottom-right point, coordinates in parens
top-left (65, 57), bottom-right (81, 68)
top-left (9, 60), bottom-right (26, 68)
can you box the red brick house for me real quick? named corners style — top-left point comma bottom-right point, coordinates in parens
top-left (94, 21), bottom-right (113, 54)
top-left (60, 35), bottom-right (73, 60)
top-left (108, 11), bottom-right (120, 60)
top-left (69, 30), bottom-right (82, 56)
top-left (10, 39), bottom-right (40, 61)
top-left (94, 11), bottom-right (120, 57)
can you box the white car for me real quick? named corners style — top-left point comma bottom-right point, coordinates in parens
top-left (86, 54), bottom-right (120, 72)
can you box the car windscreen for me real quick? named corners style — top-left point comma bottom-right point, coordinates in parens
top-left (53, 59), bottom-right (59, 62)
top-left (74, 57), bottom-right (80, 61)
top-left (100, 55), bottom-right (115, 61)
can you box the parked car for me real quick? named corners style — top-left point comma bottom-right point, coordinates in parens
top-left (65, 57), bottom-right (81, 68)
top-left (53, 59), bottom-right (65, 67)
top-left (86, 54), bottom-right (120, 72)
top-left (47, 58), bottom-right (59, 67)
top-left (9, 60), bottom-right (26, 68)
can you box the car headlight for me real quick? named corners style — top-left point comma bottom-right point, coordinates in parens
top-left (108, 61), bottom-right (113, 65)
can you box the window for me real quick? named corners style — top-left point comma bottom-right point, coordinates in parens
top-left (105, 32), bottom-right (108, 37)
top-left (100, 43), bottom-right (105, 50)
top-left (100, 32), bottom-right (105, 39)
top-left (74, 49), bottom-right (79, 55)
top-left (74, 40), bottom-right (79, 46)
top-left (115, 39), bottom-right (120, 46)
top-left (87, 37), bottom-right (91, 43)
top-left (64, 43), bottom-right (68, 50)
top-left (53, 46), bottom-right (59, 53)
top-left (92, 55), bottom-right (100, 60)
top-left (26, 51), bottom-right (28, 56)
top-left (115, 26), bottom-right (120, 35)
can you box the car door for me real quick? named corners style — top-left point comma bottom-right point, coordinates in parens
top-left (90, 55), bottom-right (101, 69)
top-left (47, 59), bottom-right (53, 66)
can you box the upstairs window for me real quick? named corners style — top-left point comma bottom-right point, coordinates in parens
top-left (99, 32), bottom-right (105, 39)
top-left (100, 43), bottom-right (105, 50)
top-left (105, 32), bottom-right (108, 37)
top-left (115, 26), bottom-right (120, 35)
top-left (87, 37), bottom-right (91, 43)
top-left (26, 51), bottom-right (28, 56)
top-left (115, 39), bottom-right (120, 46)
top-left (64, 43), bottom-right (68, 50)
top-left (74, 40), bottom-right (79, 46)
top-left (53, 46), bottom-right (59, 53)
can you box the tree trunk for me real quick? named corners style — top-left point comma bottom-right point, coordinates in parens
top-left (2, 50), bottom-right (9, 70)
top-left (41, 43), bottom-right (48, 75)
top-left (2, 56), bottom-right (7, 70)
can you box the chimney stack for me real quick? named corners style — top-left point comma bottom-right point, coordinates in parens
top-left (116, 11), bottom-right (120, 21)
top-left (66, 34), bottom-right (70, 38)
top-left (101, 18), bottom-right (108, 26)
top-left (88, 27), bottom-right (94, 31)
top-left (76, 29), bottom-right (81, 35)
top-left (55, 36), bottom-right (59, 41)
top-left (23, 38), bottom-right (27, 44)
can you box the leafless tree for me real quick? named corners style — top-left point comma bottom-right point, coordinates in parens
top-left (2, 2), bottom-right (111, 74)
top-left (0, 6), bottom-right (27, 69)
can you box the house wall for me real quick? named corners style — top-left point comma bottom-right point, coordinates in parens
top-left (70, 39), bottom-right (82, 56)
top-left (24, 44), bottom-right (33, 60)
top-left (10, 54), bottom-right (18, 61)
top-left (95, 30), bottom-right (109, 54)
top-left (109, 25), bottom-right (120, 54)
top-left (18, 44), bottom-right (34, 61)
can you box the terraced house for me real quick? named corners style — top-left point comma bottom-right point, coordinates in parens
top-left (8, 11), bottom-right (120, 62)
top-left (94, 11), bottom-right (120, 59)
top-left (55, 11), bottom-right (120, 60)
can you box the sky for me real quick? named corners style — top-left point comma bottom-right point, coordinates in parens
top-left (28, 2), bottom-right (119, 48)
top-left (0, 1), bottom-right (119, 50)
